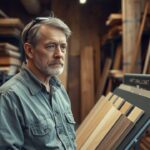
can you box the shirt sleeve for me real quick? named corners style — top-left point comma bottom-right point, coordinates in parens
top-left (0, 91), bottom-right (24, 149)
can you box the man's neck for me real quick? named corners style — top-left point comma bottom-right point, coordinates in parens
top-left (26, 62), bottom-right (51, 91)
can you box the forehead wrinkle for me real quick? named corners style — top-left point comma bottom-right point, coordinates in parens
top-left (38, 25), bottom-right (67, 43)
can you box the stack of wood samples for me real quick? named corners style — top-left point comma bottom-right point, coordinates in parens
top-left (114, 84), bottom-right (150, 150)
top-left (0, 18), bottom-right (24, 37)
top-left (0, 42), bottom-right (21, 75)
top-left (76, 83), bottom-right (150, 150)
top-left (0, 18), bottom-right (24, 75)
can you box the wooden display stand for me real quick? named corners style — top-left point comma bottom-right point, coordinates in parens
top-left (114, 84), bottom-right (150, 150)
top-left (77, 81), bottom-right (150, 149)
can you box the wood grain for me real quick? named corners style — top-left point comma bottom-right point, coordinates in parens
top-left (80, 46), bottom-right (95, 121)
top-left (97, 115), bottom-right (133, 150)
top-left (109, 94), bottom-right (118, 104)
top-left (113, 97), bottom-right (125, 109)
top-left (97, 105), bottom-right (144, 150)
top-left (119, 101), bottom-right (133, 115)
top-left (76, 93), bottom-right (113, 149)
top-left (127, 106), bottom-right (144, 123)
top-left (81, 106), bottom-right (122, 150)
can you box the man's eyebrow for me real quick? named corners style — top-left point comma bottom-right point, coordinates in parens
top-left (47, 41), bottom-right (67, 44)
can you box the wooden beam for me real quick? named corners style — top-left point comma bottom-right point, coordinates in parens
top-left (129, 0), bottom-right (150, 72)
top-left (96, 58), bottom-right (112, 100)
top-left (143, 40), bottom-right (150, 74)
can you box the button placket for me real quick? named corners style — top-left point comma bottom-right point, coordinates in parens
top-left (51, 86), bottom-right (75, 150)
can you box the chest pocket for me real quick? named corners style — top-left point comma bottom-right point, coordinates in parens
top-left (31, 120), bottom-right (49, 136)
top-left (65, 113), bottom-right (76, 140)
top-left (29, 116), bottom-right (55, 146)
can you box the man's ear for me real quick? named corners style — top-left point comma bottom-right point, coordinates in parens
top-left (24, 43), bottom-right (34, 59)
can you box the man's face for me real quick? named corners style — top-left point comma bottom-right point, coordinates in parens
top-left (30, 25), bottom-right (67, 77)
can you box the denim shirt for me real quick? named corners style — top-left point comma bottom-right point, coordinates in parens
top-left (0, 66), bottom-right (76, 150)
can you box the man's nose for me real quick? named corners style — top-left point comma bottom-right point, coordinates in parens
top-left (54, 46), bottom-right (63, 58)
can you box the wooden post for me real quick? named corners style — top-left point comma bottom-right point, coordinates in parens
top-left (122, 0), bottom-right (142, 73)
top-left (80, 46), bottom-right (95, 121)
top-left (130, 1), bottom-right (150, 73)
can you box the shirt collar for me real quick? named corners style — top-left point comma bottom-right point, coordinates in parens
top-left (19, 64), bottom-right (61, 95)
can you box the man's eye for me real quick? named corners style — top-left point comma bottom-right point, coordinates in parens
top-left (60, 44), bottom-right (67, 50)
top-left (47, 44), bottom-right (56, 49)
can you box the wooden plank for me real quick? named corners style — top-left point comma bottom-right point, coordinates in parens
top-left (0, 56), bottom-right (21, 66)
top-left (76, 93), bottom-right (113, 149)
top-left (129, 1), bottom-right (150, 72)
top-left (76, 96), bottom-right (105, 136)
top-left (80, 46), bottom-right (95, 121)
top-left (96, 58), bottom-right (112, 100)
top-left (106, 13), bottom-right (122, 26)
top-left (122, 0), bottom-right (142, 72)
top-left (119, 101), bottom-right (133, 115)
top-left (141, 137), bottom-right (150, 150)
top-left (140, 142), bottom-right (150, 150)
top-left (59, 50), bottom-right (68, 89)
top-left (97, 105), bottom-right (144, 150)
top-left (143, 40), bottom-right (150, 74)
top-left (77, 92), bottom-right (113, 135)
top-left (113, 43), bottom-right (122, 70)
top-left (81, 106), bottom-right (122, 150)
top-left (113, 97), bottom-right (125, 109)
top-left (68, 56), bottom-right (80, 124)
top-left (0, 18), bottom-right (24, 29)
top-left (0, 42), bottom-right (19, 51)
top-left (109, 94), bottom-right (118, 104)
top-left (127, 106), bottom-right (144, 123)
top-left (97, 115), bottom-right (133, 150)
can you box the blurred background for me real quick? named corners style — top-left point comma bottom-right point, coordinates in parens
top-left (0, 0), bottom-right (149, 126)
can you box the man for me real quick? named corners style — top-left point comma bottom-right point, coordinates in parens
top-left (0, 17), bottom-right (76, 150)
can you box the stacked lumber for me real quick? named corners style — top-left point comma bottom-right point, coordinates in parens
top-left (76, 90), bottom-right (146, 150)
top-left (0, 42), bottom-right (22, 75)
top-left (105, 13), bottom-right (122, 40)
top-left (0, 18), bottom-right (24, 76)
top-left (0, 18), bottom-right (24, 37)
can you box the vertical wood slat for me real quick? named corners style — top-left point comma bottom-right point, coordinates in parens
top-left (122, 0), bottom-right (141, 72)
top-left (143, 40), bottom-right (150, 74)
top-left (130, 0), bottom-right (150, 73)
top-left (113, 43), bottom-right (122, 70)
top-left (80, 46), bottom-right (95, 121)
top-left (96, 58), bottom-right (112, 100)
top-left (68, 56), bottom-right (80, 124)
top-left (105, 43), bottom-right (122, 94)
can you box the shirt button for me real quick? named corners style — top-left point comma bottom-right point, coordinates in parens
top-left (58, 127), bottom-right (63, 134)
top-left (55, 111), bottom-right (59, 115)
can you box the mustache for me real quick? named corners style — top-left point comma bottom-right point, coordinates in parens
top-left (49, 60), bottom-right (64, 66)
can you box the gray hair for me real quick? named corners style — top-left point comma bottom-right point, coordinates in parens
top-left (21, 17), bottom-right (71, 47)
